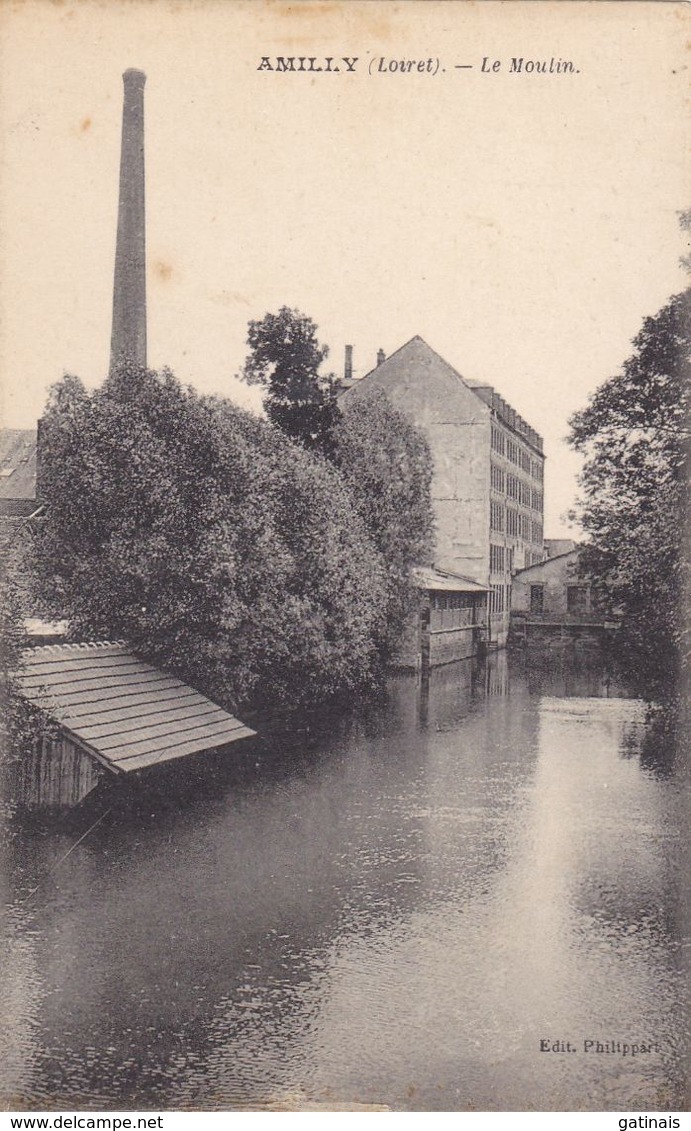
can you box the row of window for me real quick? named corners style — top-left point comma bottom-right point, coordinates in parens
top-left (489, 544), bottom-right (518, 577)
top-left (507, 474), bottom-right (544, 510)
top-left (506, 438), bottom-right (531, 473)
top-left (491, 425), bottom-right (544, 481)
top-left (530, 584), bottom-right (588, 616)
top-left (432, 593), bottom-right (475, 611)
top-left (491, 464), bottom-right (543, 511)
top-left (489, 583), bottom-right (512, 614)
top-left (506, 508), bottom-right (528, 539)
top-left (494, 507), bottom-right (543, 546)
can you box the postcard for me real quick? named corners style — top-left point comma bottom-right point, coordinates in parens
top-left (0, 0), bottom-right (688, 1115)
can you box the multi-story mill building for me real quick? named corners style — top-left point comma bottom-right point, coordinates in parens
top-left (341, 336), bottom-right (546, 646)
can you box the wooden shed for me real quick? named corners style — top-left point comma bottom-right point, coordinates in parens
top-left (395, 566), bottom-right (489, 669)
top-left (16, 642), bottom-right (256, 810)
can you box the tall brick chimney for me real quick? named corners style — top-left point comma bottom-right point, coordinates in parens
top-left (376, 348), bottom-right (386, 367)
top-left (344, 344), bottom-right (353, 383)
top-left (110, 68), bottom-right (147, 372)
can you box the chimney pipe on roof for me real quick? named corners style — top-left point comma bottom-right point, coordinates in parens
top-left (376, 348), bottom-right (386, 367)
top-left (344, 344), bottom-right (353, 382)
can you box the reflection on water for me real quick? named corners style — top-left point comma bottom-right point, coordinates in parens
top-left (0, 650), bottom-right (687, 1111)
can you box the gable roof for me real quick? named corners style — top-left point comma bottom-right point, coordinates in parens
top-left (513, 548), bottom-right (581, 576)
top-left (0, 428), bottom-right (37, 501)
top-left (356, 335), bottom-right (476, 393)
top-left (17, 642), bottom-right (255, 774)
top-left (341, 337), bottom-right (544, 458)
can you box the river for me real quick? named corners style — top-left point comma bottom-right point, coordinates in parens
top-left (0, 650), bottom-right (687, 1111)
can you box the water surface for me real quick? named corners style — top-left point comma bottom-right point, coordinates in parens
top-left (1, 651), bottom-right (687, 1111)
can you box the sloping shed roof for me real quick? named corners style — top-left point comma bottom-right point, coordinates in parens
top-left (513, 548), bottom-right (580, 577)
top-left (0, 428), bottom-right (37, 501)
top-left (17, 642), bottom-right (255, 774)
top-left (412, 565), bottom-right (488, 593)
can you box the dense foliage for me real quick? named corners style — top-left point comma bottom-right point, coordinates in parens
top-left (568, 289), bottom-right (691, 701)
top-left (239, 306), bottom-right (341, 455)
top-left (0, 566), bottom-right (58, 765)
top-left (30, 362), bottom-right (388, 713)
top-left (332, 389), bottom-right (435, 659)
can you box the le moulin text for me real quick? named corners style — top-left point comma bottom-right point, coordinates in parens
top-left (256, 56), bottom-right (579, 76)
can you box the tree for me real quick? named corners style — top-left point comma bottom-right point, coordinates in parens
top-left (568, 288), bottom-right (691, 701)
top-left (331, 388), bottom-right (435, 659)
top-left (239, 306), bottom-right (341, 454)
top-left (29, 361), bottom-right (388, 714)
top-left (0, 562), bottom-right (58, 772)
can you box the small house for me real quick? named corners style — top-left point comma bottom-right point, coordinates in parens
top-left (15, 641), bottom-right (256, 810)
top-left (511, 548), bottom-right (618, 643)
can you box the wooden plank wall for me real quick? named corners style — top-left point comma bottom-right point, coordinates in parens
top-left (21, 733), bottom-right (104, 810)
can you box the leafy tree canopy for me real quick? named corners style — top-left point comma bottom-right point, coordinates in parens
top-left (239, 306), bottom-right (341, 454)
top-left (332, 388), bottom-right (435, 659)
top-left (30, 361), bottom-right (387, 714)
top-left (568, 288), bottom-right (691, 699)
top-left (0, 564), bottom-right (58, 767)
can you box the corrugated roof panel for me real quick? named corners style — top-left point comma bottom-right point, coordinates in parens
top-left (18, 642), bottom-right (255, 774)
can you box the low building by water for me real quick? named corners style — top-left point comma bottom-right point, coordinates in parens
top-left (511, 547), bottom-right (620, 644)
top-left (395, 565), bottom-right (488, 668)
top-left (15, 641), bottom-right (256, 810)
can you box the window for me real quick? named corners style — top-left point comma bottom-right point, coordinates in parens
top-left (490, 544), bottom-right (505, 574)
top-left (530, 585), bottom-right (544, 615)
top-left (490, 584), bottom-right (505, 613)
top-left (491, 462), bottom-right (505, 493)
top-left (506, 438), bottom-right (519, 466)
top-left (491, 425), bottom-right (505, 455)
top-left (491, 500), bottom-right (505, 532)
top-left (567, 586), bottom-right (588, 616)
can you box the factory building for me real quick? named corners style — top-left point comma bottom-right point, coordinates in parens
top-left (340, 337), bottom-right (546, 646)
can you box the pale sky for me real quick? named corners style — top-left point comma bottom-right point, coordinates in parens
top-left (1, 0), bottom-right (689, 536)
